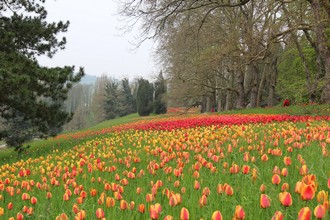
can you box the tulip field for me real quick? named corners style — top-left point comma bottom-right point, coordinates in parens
top-left (0, 113), bottom-right (329, 219)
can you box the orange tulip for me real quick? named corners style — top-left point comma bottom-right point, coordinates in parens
top-left (180, 207), bottom-right (189, 220)
top-left (72, 204), bottom-right (79, 214)
top-left (233, 205), bottom-right (245, 219)
top-left (317, 190), bottom-right (328, 203)
top-left (136, 187), bottom-right (142, 194)
top-left (169, 194), bottom-right (178, 207)
top-left (76, 197), bottom-right (84, 204)
top-left (56, 213), bottom-right (69, 220)
top-left (301, 184), bottom-right (315, 201)
top-left (272, 174), bottom-right (281, 185)
top-left (300, 165), bottom-right (308, 175)
top-left (149, 209), bottom-right (159, 220)
top-left (202, 187), bottom-right (211, 196)
top-left (164, 215), bottom-right (174, 220)
top-left (95, 208), bottom-right (104, 219)
top-left (119, 200), bottom-right (128, 210)
top-left (225, 185), bottom-right (234, 196)
top-left (281, 168), bottom-right (288, 177)
top-left (279, 192), bottom-right (292, 207)
top-left (217, 184), bottom-right (223, 194)
top-left (27, 207), bottom-right (33, 216)
top-left (138, 204), bottom-right (145, 213)
top-left (211, 211), bottom-right (223, 220)
top-left (46, 192), bottom-right (52, 199)
top-left (63, 193), bottom-right (70, 201)
top-left (154, 203), bottom-right (162, 214)
top-left (271, 211), bottom-right (284, 220)
top-left (261, 154), bottom-right (268, 161)
top-left (146, 193), bottom-right (154, 203)
top-left (283, 156), bottom-right (291, 166)
top-left (260, 194), bottom-right (271, 208)
top-left (199, 194), bottom-right (207, 207)
top-left (0, 207), bottom-right (3, 216)
top-left (281, 183), bottom-right (289, 191)
top-left (194, 180), bottom-right (200, 190)
top-left (259, 184), bottom-right (266, 193)
top-left (76, 210), bottom-right (86, 220)
top-left (298, 207), bottom-right (311, 220)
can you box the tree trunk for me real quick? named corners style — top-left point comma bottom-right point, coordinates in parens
top-left (217, 89), bottom-right (223, 112)
top-left (250, 64), bottom-right (259, 108)
top-left (268, 57), bottom-right (278, 107)
top-left (257, 68), bottom-right (266, 107)
top-left (308, 0), bottom-right (330, 103)
top-left (236, 70), bottom-right (245, 109)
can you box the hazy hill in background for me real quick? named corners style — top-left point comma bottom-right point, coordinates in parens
top-left (80, 74), bottom-right (97, 85)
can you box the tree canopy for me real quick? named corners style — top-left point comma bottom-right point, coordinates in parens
top-left (0, 0), bottom-right (84, 152)
top-left (120, 0), bottom-right (330, 110)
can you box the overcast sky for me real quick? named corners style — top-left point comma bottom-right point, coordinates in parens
top-left (38, 0), bottom-right (157, 80)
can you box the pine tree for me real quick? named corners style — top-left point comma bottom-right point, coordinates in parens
top-left (0, 1), bottom-right (84, 152)
top-left (121, 78), bottom-right (136, 115)
top-left (153, 71), bottom-right (167, 114)
top-left (104, 80), bottom-right (120, 119)
top-left (136, 78), bottom-right (153, 116)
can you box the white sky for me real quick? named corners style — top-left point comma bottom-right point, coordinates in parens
top-left (38, 0), bottom-right (157, 80)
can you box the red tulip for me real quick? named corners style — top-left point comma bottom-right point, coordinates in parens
top-left (72, 204), bottom-right (79, 214)
top-left (298, 207), bottom-right (311, 220)
top-left (279, 192), bottom-right (292, 207)
top-left (180, 207), bottom-right (189, 220)
top-left (225, 185), bottom-right (234, 196)
top-left (7, 202), bottom-right (13, 210)
top-left (27, 207), bottom-right (33, 216)
top-left (22, 192), bottom-right (30, 201)
top-left (233, 205), bottom-right (245, 219)
top-left (211, 211), bottom-right (223, 220)
top-left (261, 154), bottom-right (268, 161)
top-left (17, 212), bottom-right (24, 220)
top-left (314, 205), bottom-right (326, 219)
top-left (301, 184), bottom-right (315, 201)
top-left (242, 165), bottom-right (250, 174)
top-left (260, 194), bottom-right (271, 208)
top-left (272, 174), bottom-right (281, 185)
top-left (271, 211), bottom-right (284, 220)
top-left (30, 196), bottom-right (37, 205)
top-left (46, 192), bottom-right (52, 199)
top-left (95, 208), bottom-right (104, 219)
